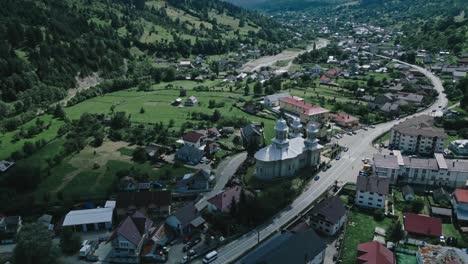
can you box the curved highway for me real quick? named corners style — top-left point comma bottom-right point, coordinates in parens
top-left (201, 57), bottom-right (447, 264)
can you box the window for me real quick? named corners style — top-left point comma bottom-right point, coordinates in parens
top-left (325, 229), bottom-right (330, 233)
top-left (369, 192), bottom-right (374, 195)
top-left (378, 199), bottom-right (382, 202)
top-left (360, 195), bottom-right (364, 199)
top-left (369, 197), bottom-right (373, 200)
top-left (359, 200), bottom-right (363, 204)
top-left (378, 194), bottom-right (383, 197)
top-left (368, 202), bottom-right (373, 205)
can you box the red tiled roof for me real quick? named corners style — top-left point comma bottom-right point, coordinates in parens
top-left (320, 76), bottom-right (331, 82)
top-left (207, 186), bottom-right (242, 212)
top-left (403, 213), bottom-right (442, 237)
top-left (331, 113), bottom-right (359, 123)
top-left (280, 97), bottom-right (329, 116)
top-left (357, 241), bottom-right (395, 264)
top-left (183, 131), bottom-right (205, 143)
top-left (454, 189), bottom-right (468, 203)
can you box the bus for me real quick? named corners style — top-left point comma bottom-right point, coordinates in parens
top-left (203, 250), bottom-right (218, 263)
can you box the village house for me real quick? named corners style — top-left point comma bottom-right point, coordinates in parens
top-left (330, 113), bottom-right (359, 128)
top-left (204, 141), bottom-right (220, 156)
top-left (279, 97), bottom-right (330, 124)
top-left (263, 93), bottom-right (291, 108)
top-left (175, 169), bottom-right (211, 194)
top-left (175, 145), bottom-right (204, 165)
top-left (182, 130), bottom-right (206, 148)
top-left (239, 228), bottom-right (326, 264)
top-left (107, 211), bottom-right (154, 264)
top-left (310, 196), bottom-right (346, 236)
top-left (207, 186), bottom-right (242, 213)
top-left (178, 61), bottom-right (193, 68)
top-left (403, 213), bottom-right (442, 238)
top-left (373, 151), bottom-right (468, 188)
top-left (184, 96), bottom-right (198, 106)
top-left (389, 115), bottom-right (447, 155)
top-left (449, 139), bottom-right (468, 156)
top-left (355, 175), bottom-right (389, 209)
top-left (166, 203), bottom-right (205, 238)
top-left (356, 241), bottom-right (395, 264)
top-left (0, 215), bottom-right (22, 244)
top-left (115, 191), bottom-right (172, 219)
top-left (452, 189), bottom-right (468, 226)
top-left (240, 122), bottom-right (264, 147)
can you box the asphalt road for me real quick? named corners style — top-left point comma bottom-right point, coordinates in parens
top-left (240, 38), bottom-right (330, 72)
top-left (195, 152), bottom-right (247, 211)
top-left (192, 57), bottom-right (447, 264)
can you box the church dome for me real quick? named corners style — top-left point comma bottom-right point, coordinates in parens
top-left (275, 118), bottom-right (289, 131)
top-left (291, 119), bottom-right (303, 129)
top-left (307, 122), bottom-right (319, 134)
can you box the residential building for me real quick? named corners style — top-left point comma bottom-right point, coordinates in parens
top-left (238, 229), bottom-right (326, 264)
top-left (310, 196), bottom-right (346, 236)
top-left (279, 97), bottom-right (330, 124)
top-left (417, 244), bottom-right (468, 264)
top-left (175, 169), bottom-right (211, 194)
top-left (62, 207), bottom-right (114, 232)
top-left (108, 212), bottom-right (153, 264)
top-left (166, 203), bottom-right (205, 237)
top-left (452, 189), bottom-right (468, 224)
top-left (182, 131), bottom-right (206, 148)
top-left (389, 115), bottom-right (447, 155)
top-left (453, 71), bottom-right (467, 82)
top-left (263, 93), bottom-right (291, 108)
top-left (254, 119), bottom-right (322, 180)
top-left (373, 151), bottom-right (468, 188)
top-left (175, 145), bottom-right (204, 165)
top-left (184, 96), bottom-right (198, 106)
top-left (0, 216), bottom-right (22, 244)
top-left (355, 175), bottom-right (389, 209)
top-left (36, 214), bottom-right (53, 230)
top-left (204, 141), bottom-right (220, 156)
top-left (403, 213), bottom-right (442, 238)
top-left (240, 122), bottom-right (263, 147)
top-left (115, 191), bottom-right (172, 219)
top-left (449, 139), bottom-right (468, 156)
top-left (207, 186), bottom-right (242, 213)
top-left (330, 113), bottom-right (359, 128)
top-left (356, 241), bottom-right (395, 264)
top-left (402, 185), bottom-right (415, 201)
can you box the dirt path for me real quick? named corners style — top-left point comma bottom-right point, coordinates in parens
top-left (240, 38), bottom-right (330, 72)
top-left (60, 73), bottom-right (102, 105)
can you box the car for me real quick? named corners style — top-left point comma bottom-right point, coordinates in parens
top-left (439, 105), bottom-right (442, 108)
top-left (334, 135), bottom-right (341, 139)
top-left (432, 109), bottom-right (436, 112)
top-left (352, 131), bottom-right (357, 135)
top-left (347, 131), bottom-right (353, 136)
top-left (327, 163), bottom-right (332, 169)
top-left (181, 256), bottom-right (190, 263)
top-left (369, 125), bottom-right (376, 129)
top-left (322, 167), bottom-right (328, 172)
top-left (336, 155), bottom-right (341, 160)
top-left (187, 249), bottom-right (196, 257)
top-left (343, 147), bottom-right (349, 152)
top-left (314, 175), bottom-right (320, 181)
top-left (395, 117), bottom-right (400, 121)
top-left (362, 127), bottom-right (368, 131)
top-left (183, 242), bottom-right (192, 252)
top-left (440, 236), bottom-right (446, 243)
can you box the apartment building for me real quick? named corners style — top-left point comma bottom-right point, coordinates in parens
top-left (355, 175), bottom-right (390, 209)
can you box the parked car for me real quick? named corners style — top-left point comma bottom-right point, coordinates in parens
top-left (314, 175), bottom-right (320, 181)
top-left (336, 155), bottom-right (341, 160)
top-left (347, 131), bottom-right (353, 136)
top-left (369, 125), bottom-right (376, 129)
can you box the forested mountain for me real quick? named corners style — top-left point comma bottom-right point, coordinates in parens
top-left (0, 0), bottom-right (291, 121)
top-left (226, 0), bottom-right (351, 11)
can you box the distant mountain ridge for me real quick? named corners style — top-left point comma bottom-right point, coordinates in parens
top-left (226, 0), bottom-right (351, 10)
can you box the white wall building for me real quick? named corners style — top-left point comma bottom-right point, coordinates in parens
top-left (389, 115), bottom-right (447, 155)
top-left (263, 93), bottom-right (291, 108)
top-left (62, 207), bottom-right (113, 232)
top-left (452, 189), bottom-right (468, 223)
top-left (254, 119), bottom-right (322, 180)
top-left (310, 196), bottom-right (346, 236)
top-left (355, 175), bottom-right (389, 209)
top-left (373, 151), bottom-right (468, 188)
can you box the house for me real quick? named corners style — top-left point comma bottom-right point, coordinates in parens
top-left (0, 216), bottom-right (22, 244)
top-left (402, 185), bottom-right (415, 202)
top-left (145, 143), bottom-right (167, 161)
top-left (389, 115), bottom-right (447, 155)
top-left (207, 127), bottom-right (221, 139)
top-left (453, 71), bottom-right (466, 82)
top-left (204, 141), bottom-right (220, 156)
top-left (242, 101), bottom-right (259, 114)
top-left (417, 244), bottom-right (468, 264)
top-left (184, 96), bottom-right (198, 106)
top-left (452, 189), bottom-right (468, 224)
top-left (108, 211), bottom-right (153, 264)
top-left (119, 176), bottom-right (138, 192)
top-left (0, 160), bottom-right (14, 173)
top-left (330, 113), bottom-right (359, 128)
top-left (263, 93), bottom-right (291, 108)
top-left (449, 139), bottom-right (468, 156)
top-left (182, 131), bottom-right (206, 148)
top-left (310, 196), bottom-right (346, 236)
top-left (373, 151), bottom-right (468, 188)
top-left (395, 92), bottom-right (424, 105)
top-left (179, 61), bottom-right (192, 68)
top-left (239, 229), bottom-right (326, 264)
top-left (36, 214), bottom-right (53, 230)
top-left (207, 186), bottom-right (242, 213)
top-left (166, 203), bottom-right (205, 238)
top-left (403, 213), bottom-right (442, 238)
top-left (319, 76), bottom-right (331, 85)
top-left (240, 122), bottom-right (263, 147)
top-left (355, 175), bottom-right (389, 209)
top-left (115, 191), bottom-right (172, 219)
top-left (62, 207), bottom-right (114, 232)
top-left (356, 241), bottom-right (395, 264)
top-left (175, 145), bottom-right (204, 165)
top-left (175, 169), bottom-right (211, 194)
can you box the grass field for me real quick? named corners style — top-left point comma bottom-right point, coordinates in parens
top-left (341, 209), bottom-right (393, 264)
top-left (396, 253), bottom-right (417, 264)
top-left (442, 223), bottom-right (468, 248)
top-left (0, 115), bottom-right (64, 160)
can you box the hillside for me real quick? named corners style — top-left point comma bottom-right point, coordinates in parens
top-left (0, 0), bottom-right (292, 127)
top-left (226, 0), bottom-right (351, 10)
